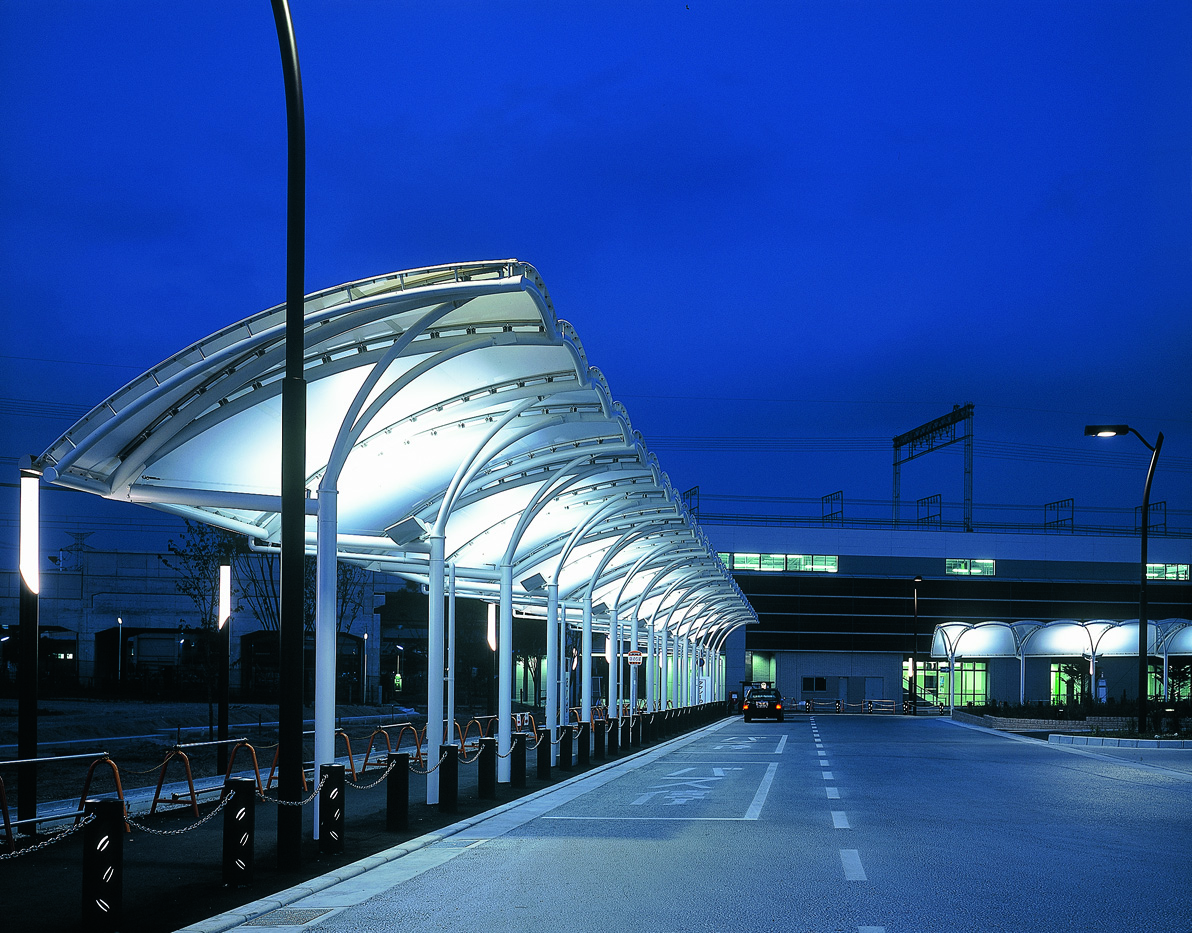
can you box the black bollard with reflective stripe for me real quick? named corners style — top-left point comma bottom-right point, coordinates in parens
top-left (222, 778), bottom-right (255, 887)
top-left (621, 717), bottom-right (631, 750)
top-left (81, 798), bottom-right (124, 930)
top-left (559, 724), bottom-right (573, 771)
top-left (319, 763), bottom-right (345, 854)
top-left (607, 718), bottom-right (619, 756)
top-left (536, 727), bottom-right (551, 780)
top-left (386, 753), bottom-right (409, 831)
top-left (631, 715), bottom-right (642, 748)
top-left (511, 732), bottom-right (527, 788)
top-left (478, 737), bottom-right (497, 799)
top-left (593, 720), bottom-right (606, 760)
top-left (439, 745), bottom-right (458, 814)
top-left (577, 721), bottom-right (590, 766)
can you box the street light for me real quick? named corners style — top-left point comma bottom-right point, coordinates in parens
top-left (1085, 423), bottom-right (1164, 733)
top-left (910, 575), bottom-right (923, 716)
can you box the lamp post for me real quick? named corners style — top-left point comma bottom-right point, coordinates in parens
top-left (1084, 424), bottom-right (1164, 733)
top-left (909, 575), bottom-right (923, 715)
top-left (362, 631), bottom-right (368, 705)
top-left (217, 565), bottom-right (231, 774)
top-left (117, 617), bottom-right (123, 690)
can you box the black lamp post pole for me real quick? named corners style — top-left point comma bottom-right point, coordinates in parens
top-left (270, 0), bottom-right (307, 870)
top-left (1137, 433), bottom-right (1163, 733)
top-left (910, 575), bottom-right (922, 715)
top-left (1085, 425), bottom-right (1163, 734)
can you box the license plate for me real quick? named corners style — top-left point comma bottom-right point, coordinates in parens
top-left (756, 701), bottom-right (768, 708)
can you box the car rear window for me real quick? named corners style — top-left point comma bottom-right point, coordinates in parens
top-left (749, 691), bottom-right (781, 701)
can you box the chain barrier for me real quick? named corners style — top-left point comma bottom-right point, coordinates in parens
top-left (345, 757), bottom-right (399, 791)
top-left (126, 793), bottom-right (231, 835)
top-left (259, 772), bottom-right (329, 807)
top-left (121, 755), bottom-right (173, 776)
top-left (458, 744), bottom-right (483, 765)
top-left (408, 750), bottom-right (449, 776)
top-left (0, 813), bottom-right (95, 860)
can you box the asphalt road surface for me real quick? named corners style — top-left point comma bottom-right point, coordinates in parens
top-left (197, 715), bottom-right (1191, 933)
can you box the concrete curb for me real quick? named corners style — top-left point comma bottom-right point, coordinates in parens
top-left (174, 717), bottom-right (731, 933)
top-left (1048, 734), bottom-right (1190, 748)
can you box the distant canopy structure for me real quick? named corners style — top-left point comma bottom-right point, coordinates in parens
top-left (33, 259), bottom-right (755, 794)
top-left (931, 618), bottom-right (1192, 706)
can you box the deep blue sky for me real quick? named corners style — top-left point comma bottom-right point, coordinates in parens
top-left (2, 2), bottom-right (1190, 551)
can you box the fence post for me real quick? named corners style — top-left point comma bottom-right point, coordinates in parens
top-left (439, 745), bottom-right (458, 814)
top-left (536, 727), bottom-right (551, 780)
top-left (386, 753), bottom-right (409, 831)
top-left (222, 777), bottom-right (255, 887)
top-left (511, 733), bottom-right (527, 788)
top-left (319, 764), bottom-right (345, 854)
top-left (478, 737), bottom-right (496, 800)
top-left (81, 798), bottom-right (124, 931)
top-left (593, 720), bottom-right (606, 760)
top-left (559, 725), bottom-right (573, 771)
top-left (577, 721), bottom-right (590, 767)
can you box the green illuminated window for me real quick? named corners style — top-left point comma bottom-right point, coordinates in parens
top-left (759, 554), bottom-right (786, 571)
top-left (732, 553), bottom-right (761, 571)
top-left (1147, 563), bottom-right (1190, 581)
top-left (946, 558), bottom-right (995, 576)
top-left (903, 660), bottom-right (986, 705)
top-left (786, 554), bottom-right (838, 573)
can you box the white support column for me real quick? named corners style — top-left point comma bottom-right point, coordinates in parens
top-left (546, 582), bottom-right (559, 764)
top-left (498, 563), bottom-right (513, 783)
top-left (1019, 651), bottom-right (1026, 705)
top-left (646, 622), bottom-right (656, 713)
top-left (630, 614), bottom-right (640, 713)
top-left (608, 619), bottom-right (619, 725)
top-left (447, 563), bottom-right (456, 746)
top-left (426, 534), bottom-right (445, 804)
top-left (313, 489), bottom-right (336, 838)
top-left (581, 594), bottom-right (592, 723)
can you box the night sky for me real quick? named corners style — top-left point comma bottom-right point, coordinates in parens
top-left (2, 2), bottom-right (1189, 555)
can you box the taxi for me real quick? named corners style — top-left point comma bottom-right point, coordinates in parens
top-left (742, 687), bottom-right (784, 723)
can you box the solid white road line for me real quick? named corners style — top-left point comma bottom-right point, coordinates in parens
top-left (744, 762), bottom-right (779, 819)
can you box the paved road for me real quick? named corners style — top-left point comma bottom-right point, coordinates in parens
top-left (192, 716), bottom-right (1192, 933)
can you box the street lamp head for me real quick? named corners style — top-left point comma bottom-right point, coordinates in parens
top-left (1085, 424), bottom-right (1129, 438)
top-left (913, 575), bottom-right (923, 584)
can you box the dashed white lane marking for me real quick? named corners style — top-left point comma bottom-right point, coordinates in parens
top-left (858, 927), bottom-right (885, 933)
top-left (775, 735), bottom-right (788, 754)
top-left (826, 787), bottom-right (840, 798)
top-left (840, 849), bottom-right (867, 881)
top-left (821, 771), bottom-right (834, 780)
top-left (831, 811), bottom-right (850, 829)
top-left (818, 760), bottom-right (830, 767)
top-left (744, 762), bottom-right (779, 820)
top-left (817, 750), bottom-right (827, 756)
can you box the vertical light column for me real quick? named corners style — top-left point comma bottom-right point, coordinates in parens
top-left (498, 564), bottom-right (513, 783)
top-left (426, 534), bottom-right (445, 804)
top-left (217, 563), bottom-right (231, 775)
top-left (18, 469), bottom-right (40, 827)
top-left (581, 594), bottom-right (592, 724)
top-left (313, 489), bottom-right (337, 832)
top-left (546, 582), bottom-right (559, 765)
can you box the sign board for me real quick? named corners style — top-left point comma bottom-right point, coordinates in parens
top-left (627, 650), bottom-right (644, 666)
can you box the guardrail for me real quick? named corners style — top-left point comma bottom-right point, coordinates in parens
top-left (2, 701), bottom-right (732, 930)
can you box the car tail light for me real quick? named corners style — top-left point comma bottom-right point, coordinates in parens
top-left (776, 702), bottom-right (783, 710)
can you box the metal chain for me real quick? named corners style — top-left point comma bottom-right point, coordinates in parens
top-left (0, 814), bottom-right (95, 860)
top-left (346, 757), bottom-right (398, 791)
top-left (408, 750), bottom-right (448, 776)
top-left (126, 793), bottom-right (231, 835)
top-left (259, 773), bottom-right (329, 807)
top-left (458, 744), bottom-right (483, 764)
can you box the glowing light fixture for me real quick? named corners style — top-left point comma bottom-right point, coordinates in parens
top-left (20, 472), bottom-right (39, 595)
top-left (218, 565), bottom-right (231, 630)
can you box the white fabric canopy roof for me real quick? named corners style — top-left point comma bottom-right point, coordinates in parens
top-left (36, 259), bottom-right (754, 641)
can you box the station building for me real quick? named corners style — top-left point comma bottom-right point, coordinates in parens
top-left (713, 522), bottom-right (1191, 710)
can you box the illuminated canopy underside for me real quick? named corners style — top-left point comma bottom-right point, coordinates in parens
top-left (931, 619), bottom-right (1192, 659)
top-left (36, 260), bottom-right (753, 642)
